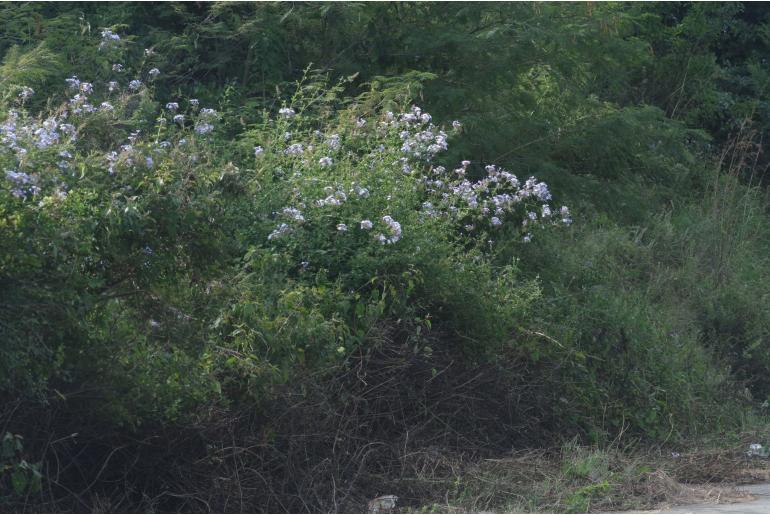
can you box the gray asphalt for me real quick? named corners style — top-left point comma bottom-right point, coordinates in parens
top-left (665, 484), bottom-right (770, 513)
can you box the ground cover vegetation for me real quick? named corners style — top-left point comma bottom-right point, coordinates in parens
top-left (1, 2), bottom-right (770, 512)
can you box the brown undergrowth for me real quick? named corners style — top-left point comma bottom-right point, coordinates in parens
top-left (1, 332), bottom-right (570, 513)
top-left (2, 333), bottom-right (768, 513)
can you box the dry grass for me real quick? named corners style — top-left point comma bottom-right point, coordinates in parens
top-left (387, 435), bottom-right (770, 514)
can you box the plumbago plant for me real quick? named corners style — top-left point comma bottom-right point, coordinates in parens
top-left (0, 30), bottom-right (571, 419)
top-left (255, 105), bottom-right (571, 253)
top-left (0, 30), bottom-right (235, 420)
top-left (218, 84), bottom-right (572, 389)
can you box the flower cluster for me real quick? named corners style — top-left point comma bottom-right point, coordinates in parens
top-left (315, 187), bottom-right (347, 207)
top-left (99, 29), bottom-right (121, 50)
top-left (18, 87), bottom-right (34, 100)
top-left (418, 162), bottom-right (570, 241)
top-left (0, 56), bottom-right (219, 186)
top-left (279, 107), bottom-right (296, 119)
top-left (2, 28), bottom-right (191, 179)
top-left (194, 108), bottom-right (218, 135)
top-left (5, 170), bottom-right (39, 199)
top-left (0, 109), bottom-right (77, 163)
top-left (284, 143), bottom-right (304, 155)
top-left (281, 207), bottom-right (305, 222)
top-left (326, 133), bottom-right (341, 151)
top-left (261, 103), bottom-right (571, 249)
top-left (267, 223), bottom-right (291, 240)
top-left (2, 23), bottom-right (570, 257)
top-left (377, 215), bottom-right (402, 244)
top-left (382, 106), bottom-right (449, 161)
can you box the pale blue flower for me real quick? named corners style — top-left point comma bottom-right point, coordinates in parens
top-left (18, 87), bottom-right (34, 99)
top-left (194, 122), bottom-right (214, 135)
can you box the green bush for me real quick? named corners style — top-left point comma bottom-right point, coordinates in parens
top-left (1, 34), bottom-right (568, 428)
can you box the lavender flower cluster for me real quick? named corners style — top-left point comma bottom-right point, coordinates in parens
top-left (421, 163), bottom-right (572, 241)
top-left (2, 29), bottom-right (224, 201)
top-left (2, 27), bottom-right (569, 258)
top-left (194, 108), bottom-right (218, 135)
top-left (381, 106), bottom-right (449, 160)
top-left (5, 170), bottom-right (40, 199)
top-left (263, 104), bottom-right (571, 249)
top-left (4, 109), bottom-right (69, 148)
top-left (98, 29), bottom-right (121, 51)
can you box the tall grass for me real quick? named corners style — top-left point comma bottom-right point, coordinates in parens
top-left (512, 119), bottom-right (770, 443)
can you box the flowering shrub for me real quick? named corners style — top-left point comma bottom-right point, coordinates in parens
top-left (0, 32), bottom-right (570, 420)
top-left (0, 33), bottom-right (234, 418)
top-left (207, 87), bottom-right (572, 388)
top-left (247, 102), bottom-right (571, 264)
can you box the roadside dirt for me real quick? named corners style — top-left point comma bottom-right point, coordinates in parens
top-left (658, 483), bottom-right (770, 513)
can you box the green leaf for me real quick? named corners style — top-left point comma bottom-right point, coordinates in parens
top-left (11, 469), bottom-right (27, 496)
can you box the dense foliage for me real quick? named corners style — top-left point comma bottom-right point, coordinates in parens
top-left (1, 2), bottom-right (769, 512)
